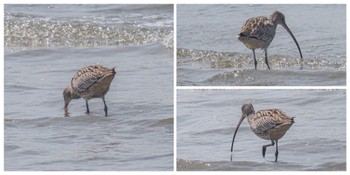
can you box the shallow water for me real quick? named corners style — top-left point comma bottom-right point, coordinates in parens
top-left (177, 4), bottom-right (346, 86)
top-left (177, 89), bottom-right (346, 171)
top-left (4, 4), bottom-right (174, 171)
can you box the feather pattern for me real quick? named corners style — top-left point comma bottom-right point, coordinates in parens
top-left (71, 65), bottom-right (116, 99)
top-left (248, 109), bottom-right (294, 140)
top-left (238, 16), bottom-right (276, 50)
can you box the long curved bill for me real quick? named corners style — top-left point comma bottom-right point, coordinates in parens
top-left (231, 115), bottom-right (246, 152)
top-left (281, 22), bottom-right (304, 70)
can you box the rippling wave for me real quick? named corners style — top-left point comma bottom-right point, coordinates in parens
top-left (177, 47), bottom-right (346, 86)
top-left (177, 158), bottom-right (346, 171)
top-left (5, 115), bottom-right (173, 128)
top-left (4, 6), bottom-right (173, 50)
top-left (177, 48), bottom-right (345, 71)
top-left (5, 115), bottom-right (174, 171)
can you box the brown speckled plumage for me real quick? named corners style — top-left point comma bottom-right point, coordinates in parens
top-left (63, 65), bottom-right (116, 117)
top-left (231, 102), bottom-right (294, 162)
top-left (248, 108), bottom-right (294, 140)
top-left (238, 11), bottom-right (303, 70)
top-left (238, 16), bottom-right (276, 49)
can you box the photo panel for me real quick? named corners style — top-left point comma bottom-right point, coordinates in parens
top-left (177, 4), bottom-right (346, 86)
top-left (4, 4), bottom-right (174, 171)
top-left (177, 89), bottom-right (346, 171)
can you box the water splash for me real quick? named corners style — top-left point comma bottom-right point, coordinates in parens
top-left (5, 12), bottom-right (173, 50)
top-left (177, 48), bottom-right (345, 71)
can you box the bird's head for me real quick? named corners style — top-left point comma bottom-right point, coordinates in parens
top-left (241, 101), bottom-right (255, 117)
top-left (270, 10), bottom-right (286, 25)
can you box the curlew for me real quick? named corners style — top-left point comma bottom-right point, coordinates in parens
top-left (230, 102), bottom-right (294, 162)
top-left (63, 65), bottom-right (116, 117)
top-left (238, 10), bottom-right (303, 70)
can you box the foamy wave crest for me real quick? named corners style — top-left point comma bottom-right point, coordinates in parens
top-left (5, 13), bottom-right (173, 49)
top-left (177, 48), bottom-right (345, 70)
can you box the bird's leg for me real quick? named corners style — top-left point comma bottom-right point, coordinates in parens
top-left (262, 139), bottom-right (275, 158)
top-left (252, 49), bottom-right (257, 70)
top-left (85, 100), bottom-right (90, 115)
top-left (275, 140), bottom-right (279, 162)
top-left (102, 96), bottom-right (108, 117)
top-left (264, 49), bottom-right (271, 70)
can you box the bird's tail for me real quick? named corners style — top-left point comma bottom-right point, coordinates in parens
top-left (291, 117), bottom-right (295, 123)
top-left (111, 67), bottom-right (116, 74)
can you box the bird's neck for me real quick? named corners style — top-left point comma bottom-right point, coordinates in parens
top-left (71, 90), bottom-right (80, 99)
top-left (67, 85), bottom-right (80, 99)
top-left (245, 113), bottom-right (256, 122)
